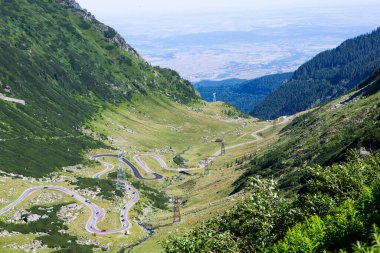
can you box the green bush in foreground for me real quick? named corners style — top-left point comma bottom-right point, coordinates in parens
top-left (163, 152), bottom-right (380, 252)
top-left (163, 177), bottom-right (295, 252)
top-left (273, 186), bottom-right (380, 252)
top-left (352, 230), bottom-right (380, 253)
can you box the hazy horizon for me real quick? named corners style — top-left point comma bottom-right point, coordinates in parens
top-left (76, 0), bottom-right (380, 81)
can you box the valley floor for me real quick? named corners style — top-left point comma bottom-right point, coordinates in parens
top-left (0, 95), bottom-right (291, 252)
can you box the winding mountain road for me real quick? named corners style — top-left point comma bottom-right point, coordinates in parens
top-left (91, 154), bottom-right (163, 180)
top-left (0, 116), bottom-right (291, 235)
top-left (134, 116), bottom-right (292, 172)
top-left (0, 184), bottom-right (138, 235)
top-left (92, 158), bottom-right (115, 179)
top-left (0, 156), bottom-right (142, 235)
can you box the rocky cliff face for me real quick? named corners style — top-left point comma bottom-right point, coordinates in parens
top-left (63, 0), bottom-right (141, 59)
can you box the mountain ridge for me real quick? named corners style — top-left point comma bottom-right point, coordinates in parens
top-left (195, 73), bottom-right (292, 113)
top-left (252, 27), bottom-right (380, 119)
top-left (193, 78), bottom-right (247, 88)
top-left (64, 0), bottom-right (141, 59)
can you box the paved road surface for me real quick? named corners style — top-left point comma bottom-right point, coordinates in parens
top-left (0, 93), bottom-right (26, 105)
top-left (91, 154), bottom-right (163, 180)
top-left (91, 158), bottom-right (114, 179)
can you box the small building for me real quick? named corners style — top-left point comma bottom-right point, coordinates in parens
top-left (215, 138), bottom-right (224, 143)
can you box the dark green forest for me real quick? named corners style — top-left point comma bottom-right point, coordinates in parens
top-left (195, 73), bottom-right (292, 113)
top-left (252, 27), bottom-right (380, 119)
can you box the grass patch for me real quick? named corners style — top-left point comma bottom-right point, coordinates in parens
top-left (133, 181), bottom-right (169, 210)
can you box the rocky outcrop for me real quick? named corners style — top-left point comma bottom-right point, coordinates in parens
top-left (0, 198), bottom-right (10, 204)
top-left (65, 0), bottom-right (82, 10)
top-left (4, 240), bottom-right (47, 252)
top-left (58, 203), bottom-right (83, 224)
top-left (76, 238), bottom-right (100, 246)
top-left (31, 192), bottom-right (64, 205)
top-left (25, 214), bottom-right (42, 222)
top-left (62, 0), bottom-right (142, 60)
top-left (0, 230), bottom-right (21, 237)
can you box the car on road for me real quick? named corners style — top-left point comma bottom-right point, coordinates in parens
top-left (101, 229), bottom-right (107, 232)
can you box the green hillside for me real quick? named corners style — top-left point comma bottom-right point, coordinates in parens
top-left (252, 27), bottom-right (380, 119)
top-left (239, 69), bottom-right (380, 190)
top-left (0, 0), bottom-right (197, 177)
top-left (195, 73), bottom-right (292, 113)
top-left (164, 69), bottom-right (380, 253)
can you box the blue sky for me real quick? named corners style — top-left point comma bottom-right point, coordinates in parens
top-left (75, 0), bottom-right (380, 38)
top-left (76, 0), bottom-right (379, 14)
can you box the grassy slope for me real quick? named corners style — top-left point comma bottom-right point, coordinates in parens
top-left (160, 72), bottom-right (380, 253)
top-left (0, 0), bottom-right (197, 177)
top-left (84, 96), bottom-right (278, 252)
top-left (131, 128), bottom-right (282, 253)
top-left (149, 74), bottom-right (379, 253)
top-left (237, 73), bottom-right (380, 192)
top-left (89, 95), bottom-right (255, 169)
top-left (87, 95), bottom-right (289, 253)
